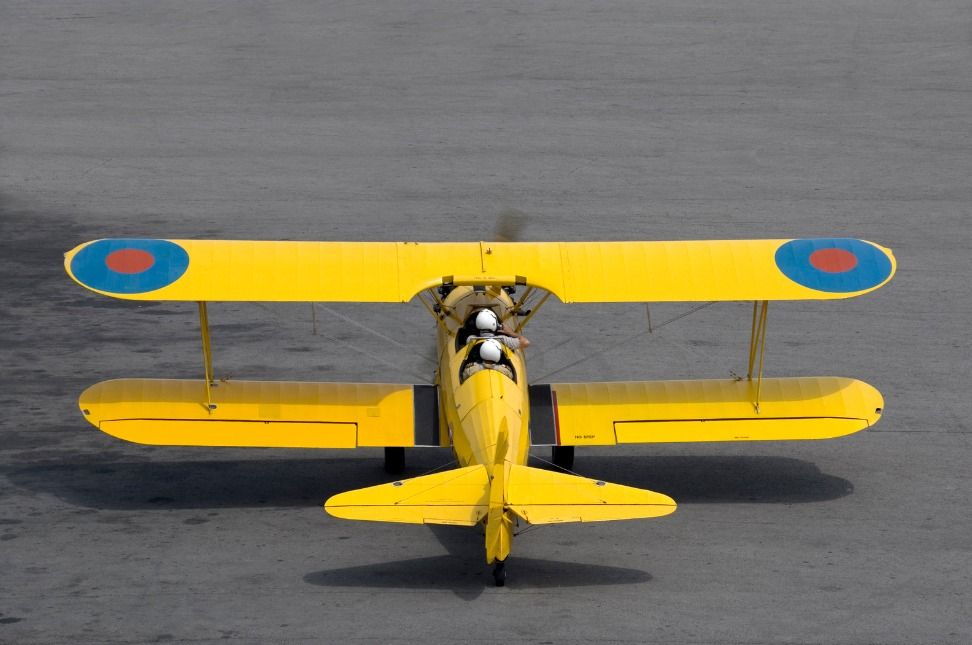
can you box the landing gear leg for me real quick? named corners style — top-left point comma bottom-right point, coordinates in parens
top-left (384, 447), bottom-right (405, 475)
top-left (551, 445), bottom-right (574, 471)
top-left (493, 559), bottom-right (506, 587)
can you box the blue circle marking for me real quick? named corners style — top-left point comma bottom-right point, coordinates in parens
top-left (70, 239), bottom-right (190, 294)
top-left (775, 238), bottom-right (892, 293)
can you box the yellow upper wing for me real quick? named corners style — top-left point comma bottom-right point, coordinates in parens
top-left (65, 238), bottom-right (895, 303)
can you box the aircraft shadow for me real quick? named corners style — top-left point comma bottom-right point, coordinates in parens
top-left (551, 454), bottom-right (855, 503)
top-left (4, 453), bottom-right (851, 510)
top-left (304, 555), bottom-right (652, 598)
top-left (3, 455), bottom-right (393, 510)
top-left (304, 526), bottom-right (651, 599)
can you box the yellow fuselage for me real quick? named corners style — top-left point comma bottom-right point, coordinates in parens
top-left (434, 286), bottom-right (529, 562)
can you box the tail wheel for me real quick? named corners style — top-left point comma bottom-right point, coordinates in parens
top-left (384, 447), bottom-right (405, 475)
top-left (551, 445), bottom-right (574, 471)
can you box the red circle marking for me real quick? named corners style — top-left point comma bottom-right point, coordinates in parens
top-left (809, 248), bottom-right (858, 273)
top-left (105, 248), bottom-right (155, 274)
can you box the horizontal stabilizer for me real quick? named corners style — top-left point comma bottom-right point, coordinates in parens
top-left (325, 465), bottom-right (490, 526)
top-left (506, 465), bottom-right (676, 524)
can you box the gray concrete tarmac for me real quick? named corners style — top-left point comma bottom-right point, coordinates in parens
top-left (1, 1), bottom-right (970, 643)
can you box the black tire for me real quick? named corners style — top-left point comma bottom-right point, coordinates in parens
top-left (384, 447), bottom-right (405, 475)
top-left (493, 560), bottom-right (506, 587)
top-left (551, 445), bottom-right (574, 471)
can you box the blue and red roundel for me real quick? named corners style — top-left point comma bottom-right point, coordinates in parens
top-left (70, 239), bottom-right (190, 295)
top-left (775, 238), bottom-right (892, 293)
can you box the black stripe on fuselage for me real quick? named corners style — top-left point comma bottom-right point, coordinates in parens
top-left (413, 385), bottom-right (440, 446)
top-left (529, 384), bottom-right (557, 445)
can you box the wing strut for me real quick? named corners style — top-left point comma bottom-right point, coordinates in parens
top-left (197, 301), bottom-right (216, 412)
top-left (418, 289), bottom-right (456, 333)
top-left (746, 300), bottom-right (769, 412)
top-left (514, 290), bottom-right (551, 333)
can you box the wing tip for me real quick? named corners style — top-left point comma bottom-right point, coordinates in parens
top-left (65, 238), bottom-right (189, 300)
top-left (775, 238), bottom-right (896, 298)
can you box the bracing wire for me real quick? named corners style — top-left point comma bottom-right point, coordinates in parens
top-left (532, 301), bottom-right (717, 382)
top-left (316, 303), bottom-right (436, 366)
top-left (252, 303), bottom-right (432, 382)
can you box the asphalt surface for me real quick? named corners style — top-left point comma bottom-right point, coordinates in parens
top-left (1, 1), bottom-right (970, 643)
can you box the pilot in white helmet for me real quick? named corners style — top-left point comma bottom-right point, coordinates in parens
top-left (465, 308), bottom-right (530, 350)
top-left (462, 338), bottom-right (514, 380)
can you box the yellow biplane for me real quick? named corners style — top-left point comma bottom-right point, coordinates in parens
top-left (65, 237), bottom-right (895, 585)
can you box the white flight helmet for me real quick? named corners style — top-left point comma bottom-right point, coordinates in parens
top-left (479, 339), bottom-right (503, 363)
top-left (474, 309), bottom-right (499, 333)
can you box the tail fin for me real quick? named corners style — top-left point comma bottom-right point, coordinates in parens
top-left (325, 465), bottom-right (490, 526)
top-left (485, 419), bottom-right (513, 564)
top-left (506, 465), bottom-right (676, 524)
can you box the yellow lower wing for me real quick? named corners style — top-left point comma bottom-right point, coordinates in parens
top-left (530, 377), bottom-right (883, 446)
top-left (80, 379), bottom-right (442, 448)
top-left (506, 465), bottom-right (676, 524)
top-left (325, 465), bottom-right (490, 526)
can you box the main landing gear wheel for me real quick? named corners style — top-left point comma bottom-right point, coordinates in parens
top-left (493, 559), bottom-right (507, 587)
top-left (551, 445), bottom-right (574, 471)
top-left (383, 447), bottom-right (405, 475)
